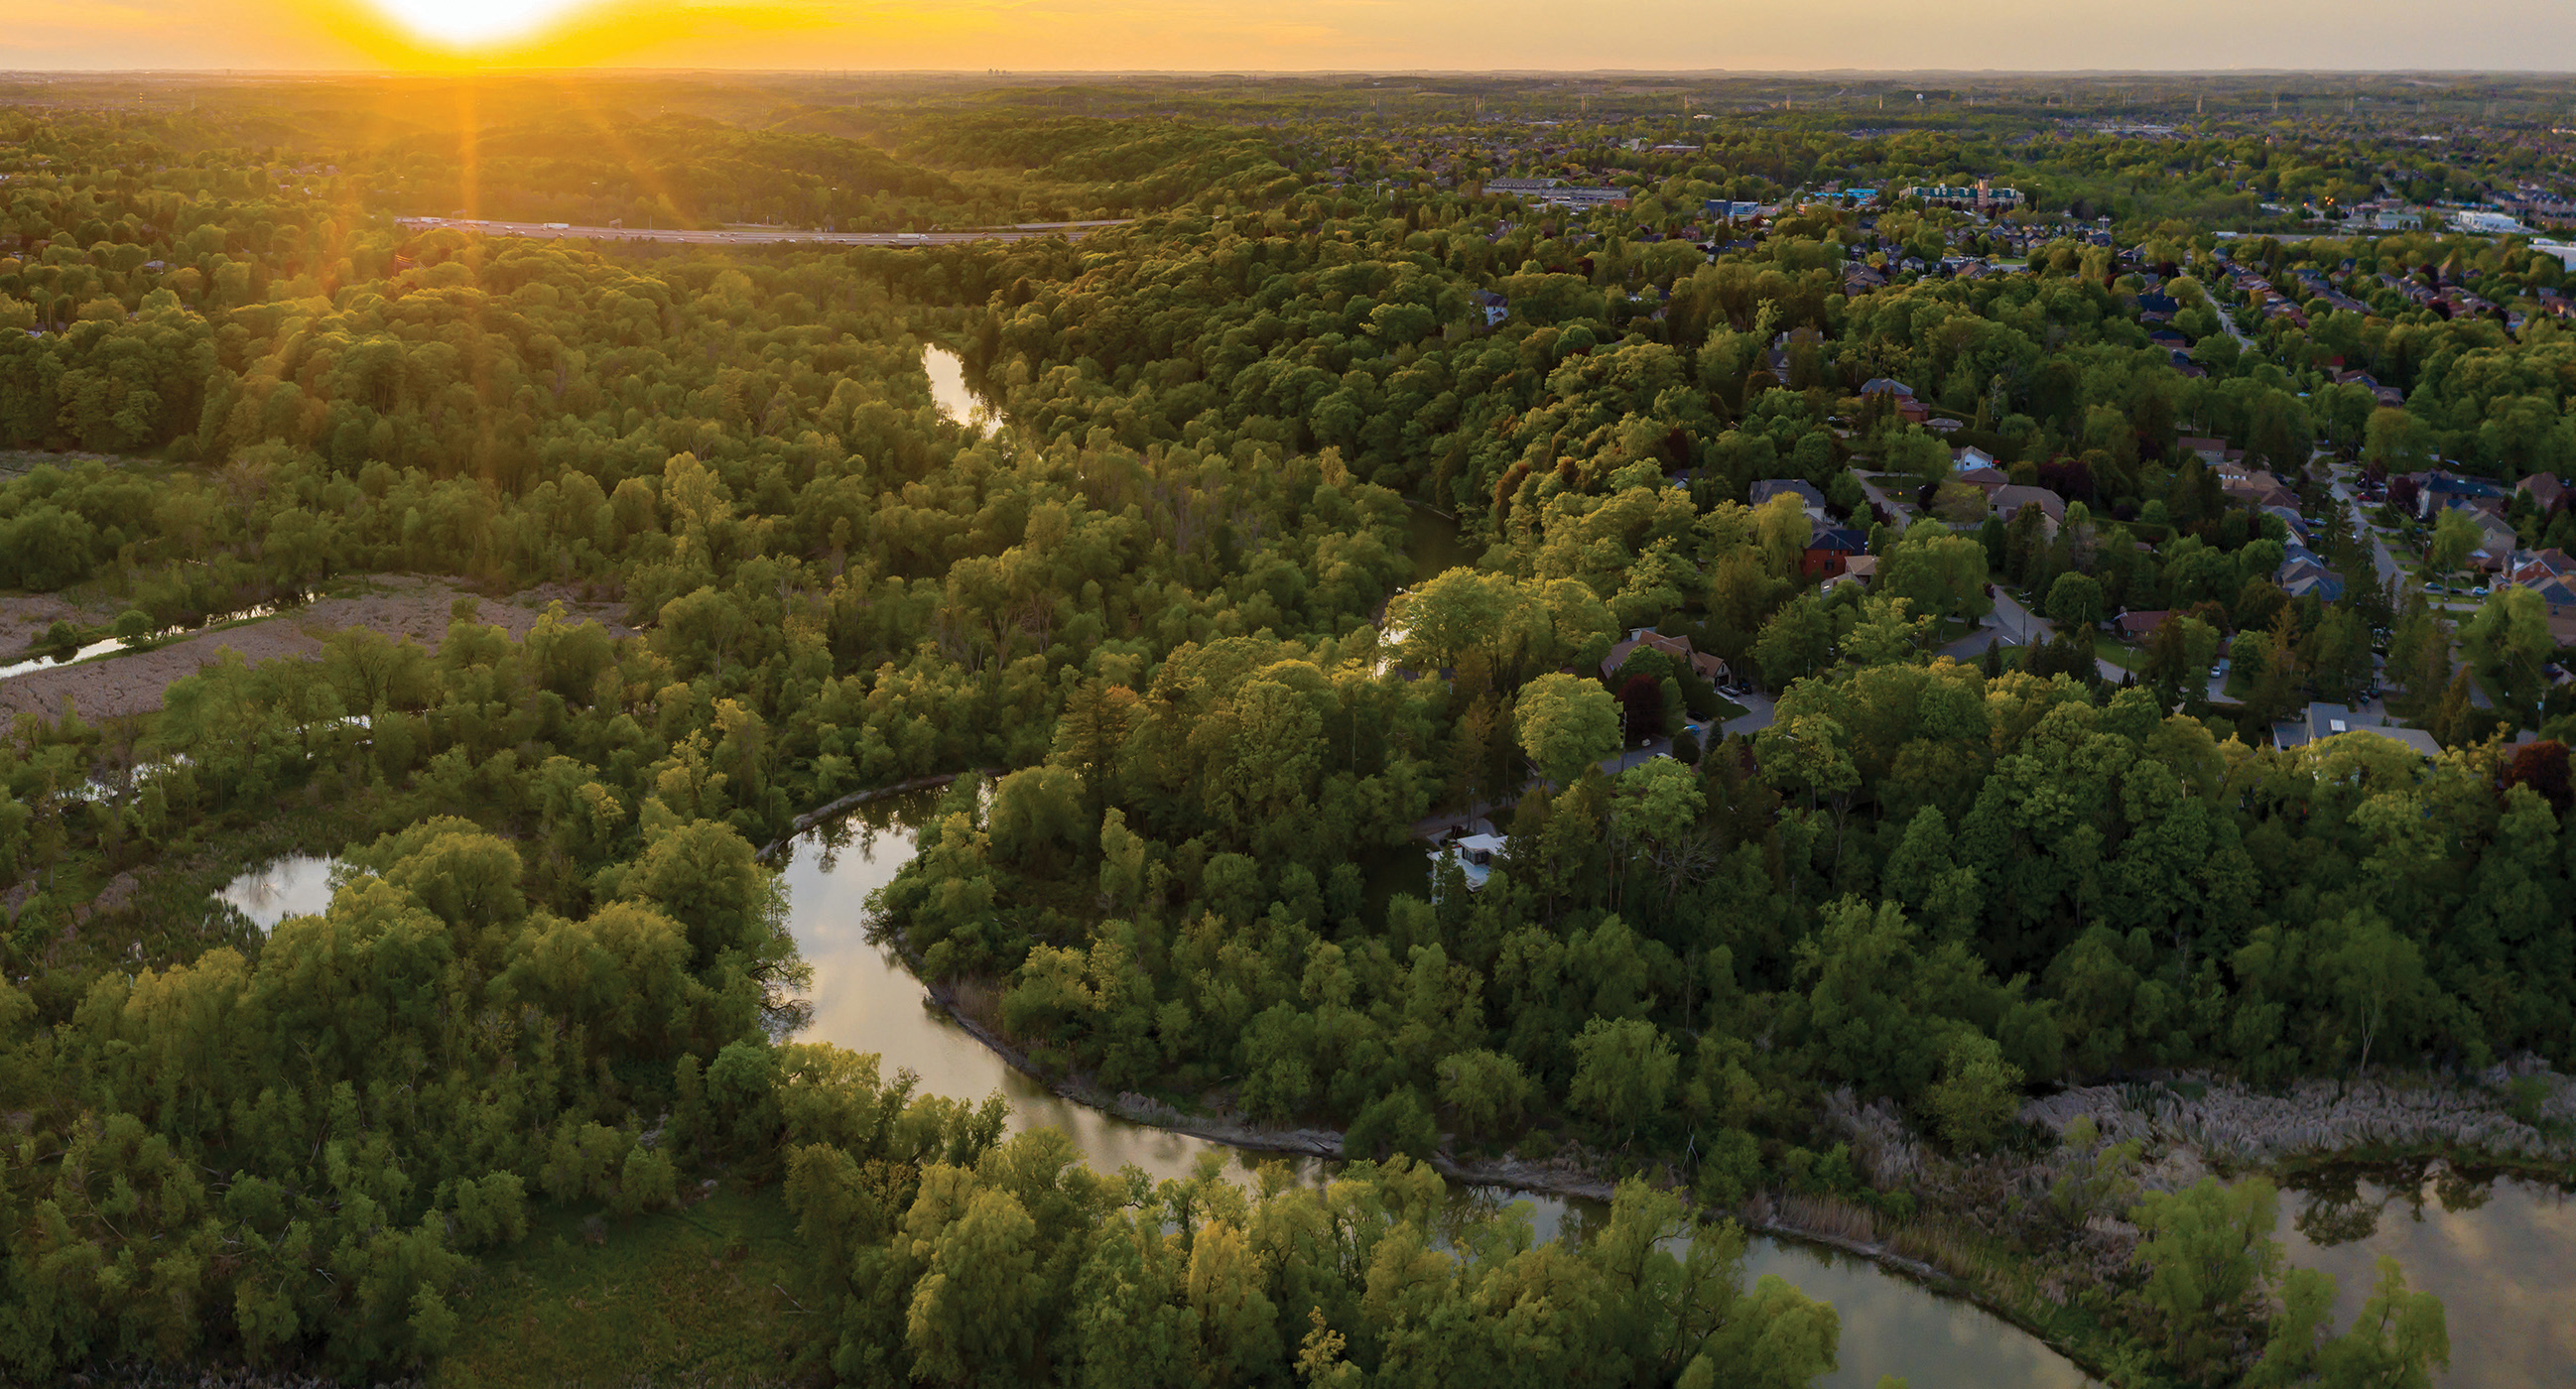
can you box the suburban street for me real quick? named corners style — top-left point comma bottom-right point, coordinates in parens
top-left (393, 217), bottom-right (1129, 246)
top-left (2322, 459), bottom-right (2404, 585)
top-left (1854, 472), bottom-right (1918, 526)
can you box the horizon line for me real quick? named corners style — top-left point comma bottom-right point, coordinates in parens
top-left (10, 65), bottom-right (2576, 79)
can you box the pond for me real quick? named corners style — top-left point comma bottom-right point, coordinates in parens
top-left (217, 854), bottom-right (337, 931)
top-left (922, 345), bottom-right (996, 435)
top-left (2283, 1165), bottom-right (2576, 1387)
top-left (219, 802), bottom-right (2098, 1388)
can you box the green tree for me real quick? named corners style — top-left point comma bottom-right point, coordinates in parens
top-left (1570, 1016), bottom-right (1679, 1139)
top-left (1922, 1032), bottom-right (2025, 1151)
top-left (2130, 1177), bottom-right (2284, 1373)
top-left (2426, 505), bottom-right (2481, 580)
top-left (1435, 1049), bottom-right (1532, 1139)
top-left (2459, 585), bottom-right (2553, 722)
top-left (1878, 524), bottom-right (1995, 625)
top-left (2045, 570), bottom-right (2105, 630)
top-left (1755, 594), bottom-right (1837, 686)
top-left (2315, 911), bottom-right (2434, 1074)
top-left (1515, 672), bottom-right (1622, 786)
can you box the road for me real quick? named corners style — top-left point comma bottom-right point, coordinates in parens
top-left (1853, 472), bottom-right (1918, 527)
top-left (1941, 593), bottom-right (2132, 684)
top-left (2323, 460), bottom-right (2403, 585)
top-left (393, 217), bottom-right (1129, 247)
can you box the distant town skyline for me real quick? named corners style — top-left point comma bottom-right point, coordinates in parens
top-left (10, 0), bottom-right (2576, 74)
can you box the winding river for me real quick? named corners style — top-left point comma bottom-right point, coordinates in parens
top-left (217, 806), bottom-right (2093, 1388)
top-left (771, 798), bottom-right (2093, 1389)
top-left (208, 357), bottom-right (2099, 1385)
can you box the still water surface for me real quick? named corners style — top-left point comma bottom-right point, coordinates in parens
top-left (771, 793), bottom-right (2093, 1389)
top-left (217, 854), bottom-right (336, 931)
top-left (218, 811), bottom-right (2088, 1388)
top-left (923, 345), bottom-right (995, 434)
top-left (2283, 1167), bottom-right (2576, 1387)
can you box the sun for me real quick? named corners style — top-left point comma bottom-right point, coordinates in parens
top-left (306, 0), bottom-right (836, 68)
top-left (362, 0), bottom-right (598, 49)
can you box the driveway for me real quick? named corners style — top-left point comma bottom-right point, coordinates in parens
top-left (1720, 692), bottom-right (1776, 736)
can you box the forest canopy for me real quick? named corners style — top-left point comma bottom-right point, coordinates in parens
top-left (3, 69), bottom-right (2566, 1388)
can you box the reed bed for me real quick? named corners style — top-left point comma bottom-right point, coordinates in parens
top-left (2020, 1066), bottom-right (2575, 1169)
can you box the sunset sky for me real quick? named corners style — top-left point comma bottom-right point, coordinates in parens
top-left (9, 0), bottom-right (2576, 72)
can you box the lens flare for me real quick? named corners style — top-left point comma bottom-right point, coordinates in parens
top-left (365, 0), bottom-right (596, 48)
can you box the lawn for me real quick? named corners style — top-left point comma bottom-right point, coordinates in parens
top-left (434, 1186), bottom-right (815, 1389)
top-left (2094, 639), bottom-right (2143, 673)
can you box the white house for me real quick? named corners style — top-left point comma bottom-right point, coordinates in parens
top-left (1428, 833), bottom-right (1509, 894)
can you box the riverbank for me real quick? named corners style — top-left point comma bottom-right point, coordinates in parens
top-left (893, 947), bottom-right (2144, 1382)
top-left (0, 574), bottom-right (631, 720)
top-left (753, 771), bottom-right (992, 860)
top-left (908, 952), bottom-right (1631, 1199)
top-left (872, 869), bottom-right (2574, 1389)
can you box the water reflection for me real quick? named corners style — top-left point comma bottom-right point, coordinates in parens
top-left (0, 603), bottom-right (287, 682)
top-left (1739, 1241), bottom-right (2092, 1389)
top-left (777, 794), bottom-right (1267, 1186)
top-left (2283, 1165), bottom-right (2576, 1387)
top-left (922, 345), bottom-right (995, 435)
top-left (774, 793), bottom-right (2097, 1389)
top-left (213, 795), bottom-right (2105, 1388)
top-left (217, 854), bottom-right (337, 931)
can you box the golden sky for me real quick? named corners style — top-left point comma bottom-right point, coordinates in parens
top-left (8, 0), bottom-right (2574, 72)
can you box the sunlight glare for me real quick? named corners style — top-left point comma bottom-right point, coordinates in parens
top-left (365, 0), bottom-right (597, 48)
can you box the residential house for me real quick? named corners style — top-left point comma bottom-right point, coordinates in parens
top-left (1862, 379), bottom-right (1925, 423)
top-left (2276, 541), bottom-right (2345, 602)
top-left (2113, 609), bottom-right (2171, 640)
top-left (1427, 833), bottom-right (1510, 893)
top-left (2225, 471), bottom-right (2301, 511)
top-left (1821, 555), bottom-right (1878, 595)
top-left (1602, 628), bottom-right (1731, 685)
top-left (1991, 485), bottom-right (2066, 526)
top-left (2176, 436), bottom-right (2231, 466)
top-left (2412, 470), bottom-right (2507, 520)
top-left (2519, 472), bottom-right (2567, 514)
top-left (1803, 523), bottom-right (1869, 579)
top-left (1749, 478), bottom-right (1829, 520)
top-left (2273, 702), bottom-right (2443, 758)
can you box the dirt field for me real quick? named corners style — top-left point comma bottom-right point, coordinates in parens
top-left (0, 591), bottom-right (116, 657)
top-left (0, 575), bottom-right (633, 721)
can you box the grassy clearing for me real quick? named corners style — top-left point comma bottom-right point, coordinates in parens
top-left (434, 1186), bottom-right (813, 1389)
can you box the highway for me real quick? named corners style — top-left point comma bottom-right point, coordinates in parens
top-left (392, 217), bottom-right (1129, 247)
